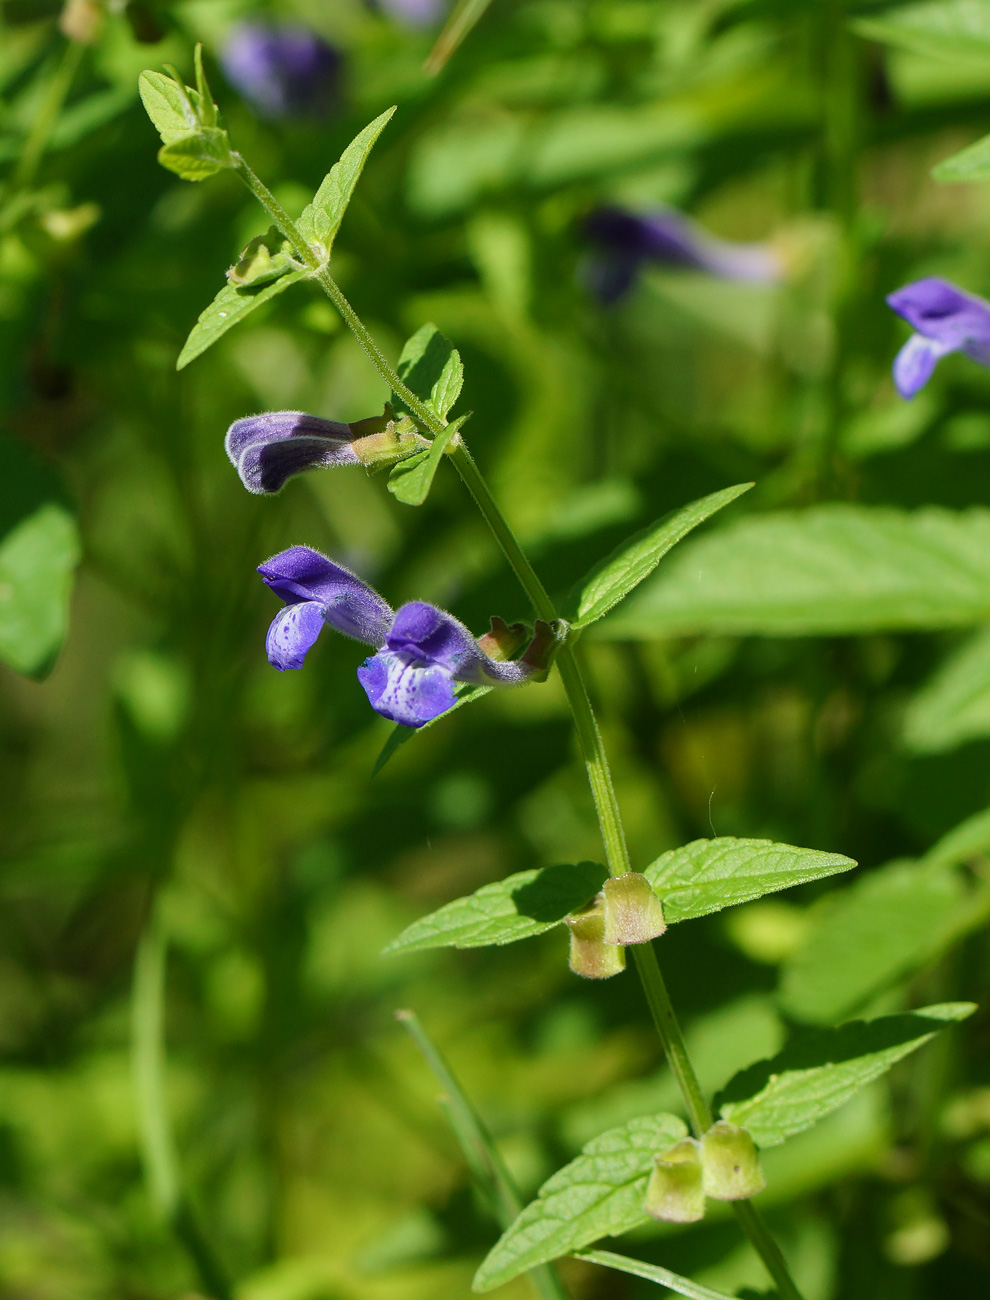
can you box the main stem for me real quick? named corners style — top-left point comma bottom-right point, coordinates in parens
top-left (237, 161), bottom-right (803, 1300)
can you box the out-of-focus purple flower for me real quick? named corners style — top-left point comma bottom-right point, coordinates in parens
top-left (377, 0), bottom-right (446, 27)
top-left (357, 602), bottom-right (541, 728)
top-left (886, 277), bottom-right (990, 399)
top-left (227, 412), bottom-right (360, 494)
top-left (219, 22), bottom-right (341, 119)
top-left (259, 546), bottom-right (394, 670)
top-left (583, 206), bottom-right (782, 304)
top-left (225, 408), bottom-right (428, 493)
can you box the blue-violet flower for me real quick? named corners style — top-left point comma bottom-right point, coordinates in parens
top-left (220, 22), bottom-right (341, 119)
top-left (583, 205), bottom-right (781, 303)
top-left (226, 409), bottom-right (426, 494)
top-left (886, 277), bottom-right (990, 399)
top-left (260, 546), bottom-right (550, 727)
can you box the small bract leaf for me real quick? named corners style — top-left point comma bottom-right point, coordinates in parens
top-left (298, 107), bottom-right (396, 255)
top-left (933, 133), bottom-right (990, 183)
top-left (571, 483), bottom-right (753, 628)
top-left (177, 269), bottom-right (307, 370)
top-left (383, 861), bottom-right (607, 956)
top-left (157, 128), bottom-right (234, 181)
top-left (597, 505), bottom-right (990, 639)
top-left (387, 415), bottom-right (464, 506)
top-left (473, 1113), bottom-right (688, 1292)
top-left (643, 837), bottom-right (856, 924)
top-left (393, 323), bottom-right (463, 420)
top-left (717, 1003), bottom-right (976, 1148)
top-left (138, 70), bottom-right (197, 144)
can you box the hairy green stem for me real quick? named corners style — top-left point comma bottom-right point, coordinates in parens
top-left (397, 1010), bottom-right (569, 1300)
top-left (132, 909), bottom-right (234, 1300)
top-left (233, 156), bottom-right (804, 1299)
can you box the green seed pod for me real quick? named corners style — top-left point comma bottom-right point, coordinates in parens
top-left (602, 872), bottom-right (666, 945)
top-left (700, 1122), bottom-right (766, 1201)
top-left (564, 897), bottom-right (626, 979)
top-left (644, 1138), bottom-right (706, 1223)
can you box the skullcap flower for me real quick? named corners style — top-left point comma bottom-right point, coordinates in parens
top-left (886, 277), bottom-right (990, 399)
top-left (258, 548), bottom-right (548, 727)
top-left (583, 206), bottom-right (781, 304)
top-left (220, 22), bottom-right (341, 119)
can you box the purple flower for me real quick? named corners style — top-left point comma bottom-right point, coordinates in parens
top-left (219, 22), bottom-right (341, 119)
top-left (225, 409), bottom-right (428, 493)
top-left (258, 547), bottom-right (548, 727)
top-left (227, 412), bottom-right (360, 494)
top-left (357, 602), bottom-right (540, 728)
top-left (259, 546), bottom-right (394, 670)
top-left (887, 277), bottom-right (990, 399)
top-left (583, 206), bottom-right (781, 304)
top-left (377, 0), bottom-right (446, 26)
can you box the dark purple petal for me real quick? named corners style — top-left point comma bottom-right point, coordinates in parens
top-left (357, 650), bottom-right (456, 727)
top-left (386, 601), bottom-right (537, 685)
top-left (226, 411), bottom-right (359, 494)
top-left (892, 335), bottom-right (945, 400)
top-left (583, 206), bottom-right (779, 303)
top-left (259, 547), bottom-right (393, 647)
top-left (886, 277), bottom-right (990, 359)
top-left (266, 601), bottom-right (325, 670)
top-left (220, 22), bottom-right (341, 119)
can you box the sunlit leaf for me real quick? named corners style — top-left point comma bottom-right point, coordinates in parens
top-left (473, 1113), bottom-right (688, 1292)
top-left (176, 270), bottom-right (307, 370)
top-left (596, 506), bottom-right (990, 638)
top-left (718, 1003), bottom-right (975, 1147)
top-left (569, 484), bottom-right (753, 628)
top-left (387, 415), bottom-right (465, 506)
top-left (138, 70), bottom-right (196, 144)
top-left (297, 107), bottom-right (396, 254)
top-left (643, 837), bottom-right (856, 924)
top-left (577, 1250), bottom-right (740, 1300)
top-left (383, 861), bottom-right (607, 955)
top-left (392, 323), bottom-right (463, 420)
top-left (933, 132), bottom-right (990, 183)
top-left (157, 129), bottom-right (233, 181)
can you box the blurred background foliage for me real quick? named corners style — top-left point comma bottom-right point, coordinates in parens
top-left (1, 0), bottom-right (990, 1296)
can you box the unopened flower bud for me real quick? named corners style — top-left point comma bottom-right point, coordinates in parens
top-left (564, 896), bottom-right (625, 979)
top-left (644, 1138), bottom-right (706, 1223)
top-left (699, 1122), bottom-right (765, 1201)
top-left (602, 872), bottom-right (666, 945)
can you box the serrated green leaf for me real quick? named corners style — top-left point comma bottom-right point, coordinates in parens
top-left (933, 132), bottom-right (990, 183)
top-left (779, 859), bottom-right (976, 1024)
top-left (157, 129), bottom-right (233, 181)
top-left (643, 837), bottom-right (856, 924)
top-left (577, 1250), bottom-right (739, 1300)
top-left (138, 70), bottom-right (197, 145)
top-left (569, 483), bottom-right (753, 628)
top-left (852, 1), bottom-right (990, 61)
top-left (177, 269), bottom-right (307, 370)
top-left (392, 323), bottom-right (463, 420)
top-left (717, 1003), bottom-right (975, 1147)
top-left (903, 626), bottom-right (990, 753)
top-left (0, 503), bottom-right (81, 678)
top-left (473, 1113), bottom-right (688, 1292)
top-left (596, 505), bottom-right (990, 639)
top-left (383, 861), bottom-right (607, 956)
top-left (387, 415), bottom-right (464, 506)
top-left (297, 107), bottom-right (396, 254)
